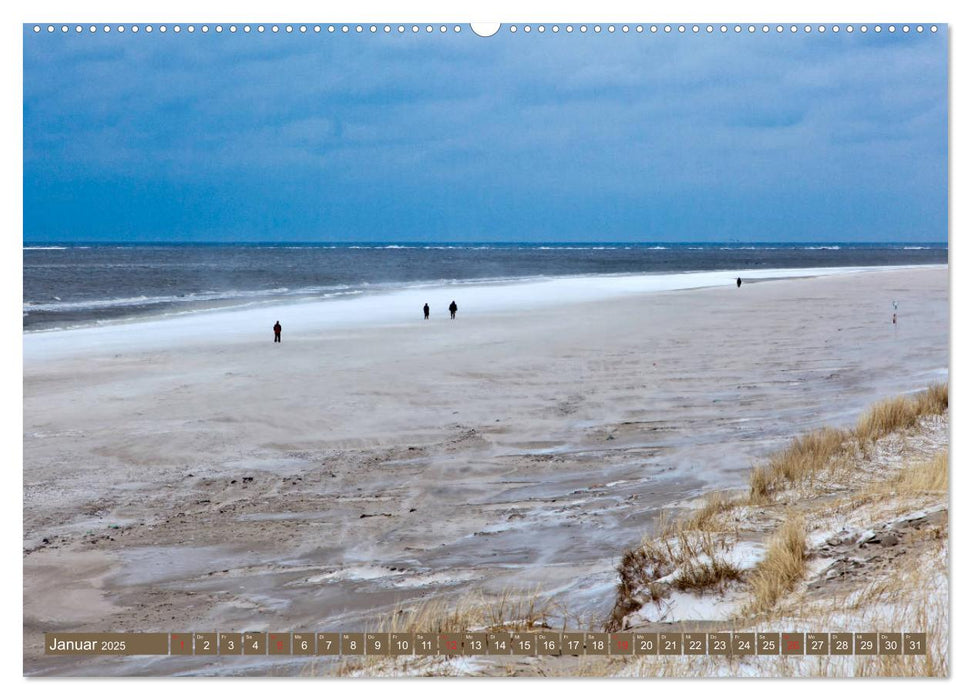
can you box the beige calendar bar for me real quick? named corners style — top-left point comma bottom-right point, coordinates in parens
top-left (41, 631), bottom-right (928, 655)
top-left (45, 633), bottom-right (169, 655)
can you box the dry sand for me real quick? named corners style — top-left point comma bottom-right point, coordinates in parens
top-left (22, 266), bottom-right (948, 676)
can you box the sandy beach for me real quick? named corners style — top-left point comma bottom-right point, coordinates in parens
top-left (23, 265), bottom-right (948, 676)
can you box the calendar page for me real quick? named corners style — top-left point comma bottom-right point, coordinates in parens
top-left (22, 14), bottom-right (949, 680)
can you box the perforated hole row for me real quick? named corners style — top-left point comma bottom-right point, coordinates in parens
top-left (505, 24), bottom-right (936, 34)
top-left (29, 24), bottom-right (466, 34)
top-left (30, 24), bottom-right (940, 35)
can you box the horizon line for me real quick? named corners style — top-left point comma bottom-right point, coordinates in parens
top-left (23, 240), bottom-right (950, 246)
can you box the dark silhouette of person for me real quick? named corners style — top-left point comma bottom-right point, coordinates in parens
top-left (273, 321), bottom-right (282, 343)
top-left (449, 300), bottom-right (457, 319)
top-left (736, 277), bottom-right (742, 288)
top-left (423, 303), bottom-right (430, 320)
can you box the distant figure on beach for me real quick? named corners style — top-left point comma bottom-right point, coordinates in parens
top-left (736, 277), bottom-right (742, 288)
top-left (449, 300), bottom-right (458, 319)
top-left (273, 321), bottom-right (282, 343)
top-left (423, 303), bottom-right (430, 320)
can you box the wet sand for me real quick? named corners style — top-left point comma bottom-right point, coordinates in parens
top-left (23, 266), bottom-right (948, 675)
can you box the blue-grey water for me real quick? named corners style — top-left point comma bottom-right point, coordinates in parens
top-left (22, 242), bottom-right (947, 331)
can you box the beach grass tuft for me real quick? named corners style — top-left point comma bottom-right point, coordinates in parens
top-left (749, 427), bottom-right (849, 502)
top-left (378, 588), bottom-right (555, 635)
top-left (605, 385), bottom-right (948, 675)
top-left (683, 491), bottom-right (735, 531)
top-left (915, 382), bottom-right (949, 414)
top-left (876, 450), bottom-right (949, 496)
top-left (749, 383), bottom-right (948, 502)
top-left (743, 514), bottom-right (806, 616)
top-left (607, 501), bottom-right (743, 631)
top-left (672, 558), bottom-right (743, 592)
top-left (855, 383), bottom-right (948, 443)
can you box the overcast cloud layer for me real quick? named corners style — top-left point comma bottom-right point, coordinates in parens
top-left (23, 27), bottom-right (947, 243)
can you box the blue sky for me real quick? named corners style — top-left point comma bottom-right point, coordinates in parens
top-left (23, 26), bottom-right (947, 243)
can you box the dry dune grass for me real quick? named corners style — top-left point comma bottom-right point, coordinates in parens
top-left (605, 385), bottom-right (948, 677)
top-left (856, 383), bottom-right (948, 444)
top-left (683, 491), bottom-right (736, 531)
top-left (841, 516), bottom-right (944, 677)
top-left (623, 556), bottom-right (948, 678)
top-left (894, 450), bottom-right (948, 493)
top-left (615, 448), bottom-right (949, 677)
top-left (673, 557), bottom-right (743, 592)
top-left (868, 450), bottom-right (949, 498)
top-left (378, 589), bottom-right (555, 635)
top-left (607, 506), bottom-right (742, 631)
top-left (743, 515), bottom-right (806, 616)
top-left (749, 383), bottom-right (948, 502)
top-left (855, 396), bottom-right (923, 443)
top-left (915, 382), bottom-right (949, 415)
top-left (378, 593), bottom-right (487, 635)
top-left (666, 530), bottom-right (743, 592)
top-left (749, 427), bottom-right (849, 502)
top-left (312, 588), bottom-right (557, 676)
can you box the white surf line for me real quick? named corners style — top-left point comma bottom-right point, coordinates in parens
top-left (23, 265), bottom-right (942, 361)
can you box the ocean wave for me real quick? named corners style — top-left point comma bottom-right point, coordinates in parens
top-left (344, 245), bottom-right (510, 250)
top-left (534, 246), bottom-right (635, 250)
top-left (24, 246), bottom-right (68, 250)
top-left (342, 244), bottom-right (645, 250)
top-left (718, 245), bottom-right (842, 250)
top-left (23, 274), bottom-right (567, 319)
top-left (21, 285), bottom-right (364, 314)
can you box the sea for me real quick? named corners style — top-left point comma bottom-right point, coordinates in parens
top-left (23, 243), bottom-right (947, 332)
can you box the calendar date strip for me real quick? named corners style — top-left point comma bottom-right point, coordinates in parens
top-left (45, 631), bottom-right (927, 656)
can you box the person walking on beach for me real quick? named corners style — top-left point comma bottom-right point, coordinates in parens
top-left (736, 276), bottom-right (742, 288)
top-left (423, 303), bottom-right (430, 320)
top-left (273, 321), bottom-right (282, 343)
top-left (449, 300), bottom-right (458, 319)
